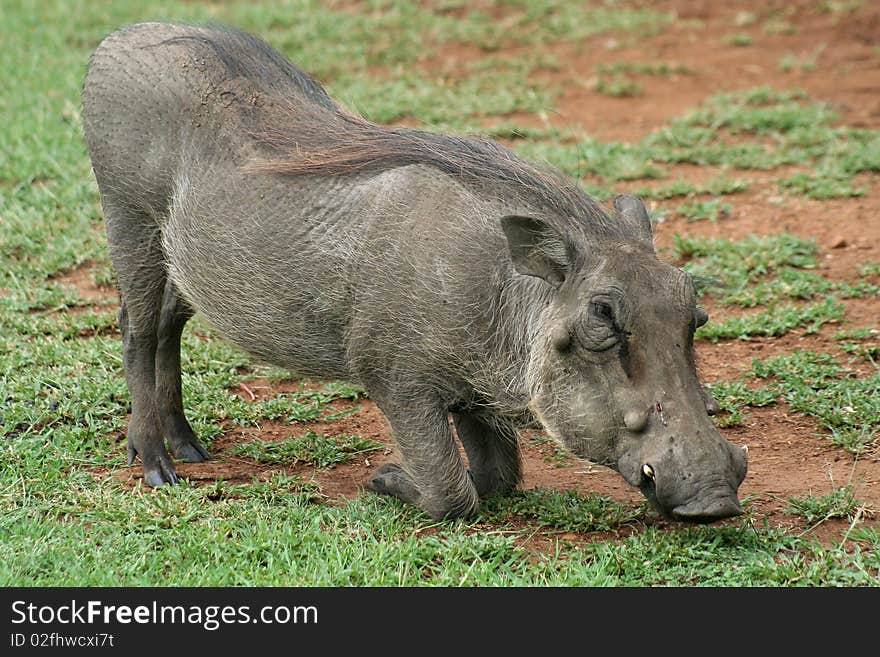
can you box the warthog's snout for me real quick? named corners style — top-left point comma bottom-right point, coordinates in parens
top-left (636, 437), bottom-right (748, 524)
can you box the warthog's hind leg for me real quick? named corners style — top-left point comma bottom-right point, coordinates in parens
top-left (155, 279), bottom-right (210, 462)
top-left (118, 300), bottom-right (178, 487)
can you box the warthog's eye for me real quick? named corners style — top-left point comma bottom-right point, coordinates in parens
top-left (591, 300), bottom-right (614, 324)
top-left (580, 295), bottom-right (628, 354)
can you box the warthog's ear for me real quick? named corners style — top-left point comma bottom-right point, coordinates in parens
top-left (500, 215), bottom-right (570, 285)
top-left (613, 195), bottom-right (654, 252)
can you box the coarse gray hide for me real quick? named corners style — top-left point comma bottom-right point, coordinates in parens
top-left (81, 22), bottom-right (747, 523)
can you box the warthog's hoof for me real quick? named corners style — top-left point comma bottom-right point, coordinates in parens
top-left (127, 442), bottom-right (179, 487)
top-left (143, 467), bottom-right (177, 488)
top-left (171, 440), bottom-right (211, 463)
top-left (165, 417), bottom-right (211, 462)
top-left (364, 463), bottom-right (421, 505)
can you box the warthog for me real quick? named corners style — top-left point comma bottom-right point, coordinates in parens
top-left (82, 23), bottom-right (747, 522)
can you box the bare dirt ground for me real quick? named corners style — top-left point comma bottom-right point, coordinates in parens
top-left (72, 0), bottom-right (880, 544)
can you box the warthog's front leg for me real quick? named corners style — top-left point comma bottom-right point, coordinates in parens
top-left (452, 412), bottom-right (521, 499)
top-left (366, 399), bottom-right (479, 521)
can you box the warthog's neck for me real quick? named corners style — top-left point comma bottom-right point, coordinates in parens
top-left (464, 273), bottom-right (551, 421)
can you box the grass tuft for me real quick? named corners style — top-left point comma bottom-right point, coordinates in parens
top-left (785, 486), bottom-right (864, 526)
top-left (232, 432), bottom-right (383, 468)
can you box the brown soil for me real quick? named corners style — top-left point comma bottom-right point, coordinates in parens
top-left (53, 262), bottom-right (117, 316)
top-left (90, 0), bottom-right (879, 545)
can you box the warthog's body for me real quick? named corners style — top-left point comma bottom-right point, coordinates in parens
top-left (83, 23), bottom-right (747, 521)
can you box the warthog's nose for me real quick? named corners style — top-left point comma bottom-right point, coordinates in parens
top-left (671, 496), bottom-right (744, 524)
top-left (666, 439), bottom-right (748, 523)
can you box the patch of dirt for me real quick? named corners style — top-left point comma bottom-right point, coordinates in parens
top-left (493, 0), bottom-right (880, 142)
top-left (53, 261), bottom-right (118, 315)
top-left (106, 395), bottom-right (398, 495)
top-left (102, 0), bottom-right (879, 545)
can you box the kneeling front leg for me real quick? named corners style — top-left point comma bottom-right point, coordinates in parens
top-left (365, 399), bottom-right (479, 521)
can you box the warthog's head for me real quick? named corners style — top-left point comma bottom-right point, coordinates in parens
top-left (502, 195), bottom-right (747, 523)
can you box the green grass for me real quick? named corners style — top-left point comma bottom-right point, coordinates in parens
top-left (724, 33), bottom-right (754, 47)
top-left (676, 198), bottom-right (732, 222)
top-left (778, 45), bottom-right (825, 72)
top-left (639, 87), bottom-right (880, 191)
top-left (2, 0), bottom-right (879, 587)
top-left (779, 169), bottom-right (867, 199)
top-left (595, 75), bottom-right (644, 98)
top-left (785, 486), bottom-right (864, 526)
top-left (222, 386), bottom-right (367, 426)
top-left (752, 351), bottom-right (880, 453)
top-left (232, 432), bottom-right (383, 467)
top-left (337, 65), bottom-right (555, 126)
top-left (631, 177), bottom-right (750, 200)
top-left (673, 233), bottom-right (817, 299)
top-left (696, 297), bottom-right (845, 341)
top-left (706, 349), bottom-right (880, 454)
top-left (516, 136), bottom-right (665, 183)
top-left (479, 86), bottom-right (877, 205)
top-left (482, 488), bottom-right (648, 532)
top-left (672, 233), bottom-right (878, 309)
top-left (837, 336), bottom-right (880, 365)
top-left (4, 479), bottom-right (877, 585)
top-left (596, 61), bottom-right (694, 77)
top-left (835, 328), bottom-right (878, 341)
top-left (764, 18), bottom-right (798, 36)
top-left (583, 524), bottom-right (879, 586)
top-left (859, 261), bottom-right (880, 277)
top-left (527, 433), bottom-right (575, 467)
top-left (673, 230), bottom-right (878, 450)
top-left (706, 381), bottom-right (779, 427)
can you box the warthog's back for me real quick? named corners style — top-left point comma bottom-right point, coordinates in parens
top-left (82, 22), bottom-right (334, 215)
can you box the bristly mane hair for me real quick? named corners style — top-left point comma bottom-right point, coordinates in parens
top-left (250, 107), bottom-right (609, 224)
top-left (183, 24), bottom-right (615, 230)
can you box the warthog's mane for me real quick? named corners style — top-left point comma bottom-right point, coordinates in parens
top-left (251, 107), bottom-right (613, 229)
top-left (159, 24), bottom-right (623, 238)
top-left (170, 25), bottom-right (619, 234)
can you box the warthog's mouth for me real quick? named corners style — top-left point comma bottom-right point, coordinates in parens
top-left (639, 476), bottom-right (744, 524)
top-left (645, 492), bottom-right (744, 524)
top-left (670, 496), bottom-right (744, 524)
top-left (624, 434), bottom-right (748, 524)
